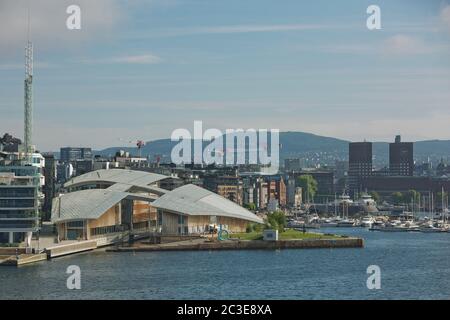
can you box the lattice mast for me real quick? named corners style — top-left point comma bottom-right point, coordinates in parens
top-left (24, 7), bottom-right (33, 163)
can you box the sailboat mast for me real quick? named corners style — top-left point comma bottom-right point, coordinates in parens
top-left (334, 193), bottom-right (337, 217)
top-left (442, 186), bottom-right (445, 223)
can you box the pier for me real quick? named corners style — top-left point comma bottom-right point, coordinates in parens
top-left (107, 237), bottom-right (364, 252)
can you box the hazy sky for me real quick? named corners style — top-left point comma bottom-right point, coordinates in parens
top-left (0, 0), bottom-right (449, 151)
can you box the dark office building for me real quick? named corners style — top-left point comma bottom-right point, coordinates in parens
top-left (42, 153), bottom-right (56, 221)
top-left (389, 135), bottom-right (413, 176)
top-left (361, 176), bottom-right (450, 198)
top-left (348, 142), bottom-right (372, 196)
top-left (60, 147), bottom-right (93, 163)
top-left (74, 159), bottom-right (93, 176)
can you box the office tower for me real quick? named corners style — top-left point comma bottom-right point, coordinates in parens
top-left (60, 147), bottom-right (93, 163)
top-left (389, 135), bottom-right (414, 176)
top-left (348, 142), bottom-right (372, 196)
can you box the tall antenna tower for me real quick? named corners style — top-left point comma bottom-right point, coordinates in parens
top-left (24, 4), bottom-right (33, 163)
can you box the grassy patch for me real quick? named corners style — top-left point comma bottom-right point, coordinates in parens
top-left (230, 229), bottom-right (343, 240)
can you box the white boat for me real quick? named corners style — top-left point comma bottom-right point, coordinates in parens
top-left (403, 221), bottom-right (420, 232)
top-left (336, 219), bottom-right (355, 227)
top-left (375, 220), bottom-right (409, 232)
top-left (419, 222), bottom-right (447, 233)
top-left (317, 217), bottom-right (340, 227)
top-left (360, 216), bottom-right (375, 228)
top-left (357, 194), bottom-right (379, 213)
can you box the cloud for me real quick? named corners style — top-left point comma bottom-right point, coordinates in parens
top-left (0, 0), bottom-right (124, 57)
top-left (80, 54), bottom-right (162, 65)
top-left (130, 24), bottom-right (327, 38)
top-left (382, 34), bottom-right (432, 55)
top-left (109, 54), bottom-right (162, 64)
top-left (440, 5), bottom-right (450, 32)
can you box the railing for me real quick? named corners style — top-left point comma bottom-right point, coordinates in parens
top-left (0, 213), bottom-right (38, 219)
top-left (0, 222), bottom-right (38, 229)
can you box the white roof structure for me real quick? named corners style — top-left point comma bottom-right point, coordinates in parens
top-left (54, 169), bottom-right (262, 225)
top-left (64, 169), bottom-right (170, 195)
top-left (51, 189), bottom-right (156, 223)
top-left (152, 184), bottom-right (263, 224)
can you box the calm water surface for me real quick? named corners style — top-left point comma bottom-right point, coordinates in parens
top-left (1, 228), bottom-right (450, 299)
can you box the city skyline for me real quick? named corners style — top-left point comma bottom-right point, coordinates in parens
top-left (0, 0), bottom-right (449, 151)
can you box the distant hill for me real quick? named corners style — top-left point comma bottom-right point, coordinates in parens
top-left (94, 132), bottom-right (450, 164)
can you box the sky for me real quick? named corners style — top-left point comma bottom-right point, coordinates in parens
top-left (0, 0), bottom-right (449, 151)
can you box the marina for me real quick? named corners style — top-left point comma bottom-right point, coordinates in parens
top-left (1, 227), bottom-right (450, 300)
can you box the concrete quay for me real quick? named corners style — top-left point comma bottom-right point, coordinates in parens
top-left (108, 237), bottom-right (364, 252)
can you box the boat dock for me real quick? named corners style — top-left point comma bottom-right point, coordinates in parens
top-left (0, 239), bottom-right (99, 267)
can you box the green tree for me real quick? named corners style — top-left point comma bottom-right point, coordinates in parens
top-left (405, 190), bottom-right (420, 205)
top-left (391, 192), bottom-right (404, 205)
top-left (369, 191), bottom-right (381, 203)
top-left (244, 203), bottom-right (257, 211)
top-left (265, 211), bottom-right (286, 233)
top-left (437, 191), bottom-right (448, 205)
top-left (246, 222), bottom-right (263, 233)
top-left (297, 175), bottom-right (318, 203)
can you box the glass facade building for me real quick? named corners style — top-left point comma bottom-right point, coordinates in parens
top-left (0, 165), bottom-right (40, 244)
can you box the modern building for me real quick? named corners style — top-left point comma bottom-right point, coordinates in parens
top-left (56, 162), bottom-right (74, 183)
top-left (389, 135), bottom-right (414, 176)
top-left (42, 153), bottom-right (56, 221)
top-left (348, 142), bottom-right (372, 196)
top-left (60, 147), bottom-right (93, 163)
top-left (51, 169), bottom-right (262, 243)
top-left (152, 184), bottom-right (263, 234)
top-left (0, 165), bottom-right (40, 245)
top-left (74, 159), bottom-right (93, 176)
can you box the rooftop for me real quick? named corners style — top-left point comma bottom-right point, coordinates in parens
top-left (51, 189), bottom-right (156, 223)
top-left (152, 184), bottom-right (263, 224)
top-left (64, 169), bottom-right (171, 194)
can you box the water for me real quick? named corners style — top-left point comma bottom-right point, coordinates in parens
top-left (1, 228), bottom-right (450, 300)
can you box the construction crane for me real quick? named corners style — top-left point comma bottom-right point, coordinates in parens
top-left (118, 138), bottom-right (146, 158)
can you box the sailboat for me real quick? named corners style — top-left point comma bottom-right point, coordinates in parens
top-left (419, 188), bottom-right (448, 233)
top-left (336, 193), bottom-right (355, 227)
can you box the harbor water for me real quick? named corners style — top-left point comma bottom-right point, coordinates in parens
top-left (1, 228), bottom-right (450, 300)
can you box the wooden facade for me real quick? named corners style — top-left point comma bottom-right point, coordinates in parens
top-left (158, 210), bottom-right (249, 235)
